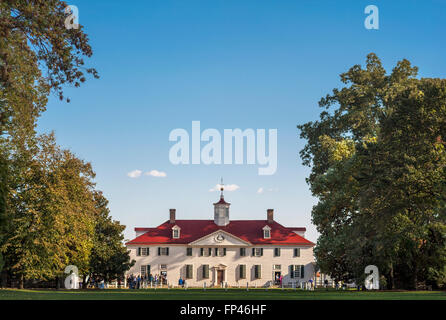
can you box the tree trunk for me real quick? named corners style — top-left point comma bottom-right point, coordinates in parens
top-left (413, 263), bottom-right (418, 290)
top-left (18, 274), bottom-right (24, 289)
top-left (0, 270), bottom-right (7, 288)
top-left (389, 264), bottom-right (395, 290)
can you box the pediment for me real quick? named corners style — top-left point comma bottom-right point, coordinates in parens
top-left (190, 230), bottom-right (251, 246)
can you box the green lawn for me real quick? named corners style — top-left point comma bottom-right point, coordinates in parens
top-left (0, 288), bottom-right (445, 300)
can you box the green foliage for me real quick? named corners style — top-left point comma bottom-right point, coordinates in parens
top-left (87, 192), bottom-right (134, 284)
top-left (0, 0), bottom-right (98, 101)
top-left (298, 54), bottom-right (446, 289)
top-left (0, 1), bottom-right (131, 287)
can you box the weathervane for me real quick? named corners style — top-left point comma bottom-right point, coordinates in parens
top-left (220, 177), bottom-right (224, 198)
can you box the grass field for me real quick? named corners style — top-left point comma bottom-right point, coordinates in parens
top-left (1, 288), bottom-right (445, 300)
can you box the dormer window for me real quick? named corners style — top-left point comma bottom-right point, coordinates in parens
top-left (263, 225), bottom-right (271, 239)
top-left (172, 225), bottom-right (181, 239)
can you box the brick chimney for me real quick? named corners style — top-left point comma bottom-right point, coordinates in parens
top-left (267, 209), bottom-right (274, 224)
top-left (169, 209), bottom-right (176, 224)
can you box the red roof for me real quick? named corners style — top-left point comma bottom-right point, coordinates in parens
top-left (126, 220), bottom-right (314, 246)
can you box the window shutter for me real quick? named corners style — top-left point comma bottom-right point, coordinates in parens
top-left (290, 265), bottom-right (294, 278)
top-left (223, 248), bottom-right (227, 256)
top-left (260, 248), bottom-right (263, 256)
top-left (239, 265), bottom-right (246, 279)
top-left (137, 247), bottom-right (141, 256)
top-left (254, 265), bottom-right (261, 279)
top-left (294, 248), bottom-right (300, 257)
top-left (147, 265), bottom-right (151, 275)
top-left (147, 248), bottom-right (150, 256)
top-left (166, 247), bottom-right (169, 256)
top-left (252, 248), bottom-right (255, 256)
top-left (200, 248), bottom-right (204, 256)
top-left (208, 248), bottom-right (212, 256)
top-left (215, 248), bottom-right (218, 256)
top-left (203, 265), bottom-right (209, 279)
top-left (158, 247), bottom-right (161, 256)
top-left (258, 265), bottom-right (261, 278)
top-left (300, 265), bottom-right (305, 278)
top-left (185, 265), bottom-right (192, 279)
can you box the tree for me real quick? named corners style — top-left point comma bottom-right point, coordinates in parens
top-left (0, 149), bottom-right (7, 279)
top-left (298, 54), bottom-right (446, 289)
top-left (0, 0), bottom-right (98, 99)
top-left (0, 1), bottom-right (102, 288)
top-left (85, 192), bottom-right (134, 288)
top-left (1, 133), bottom-right (97, 287)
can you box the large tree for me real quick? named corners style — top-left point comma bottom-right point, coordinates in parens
top-left (1, 133), bottom-right (97, 287)
top-left (0, 1), bottom-right (113, 288)
top-left (298, 54), bottom-right (446, 289)
top-left (84, 192), bottom-right (134, 288)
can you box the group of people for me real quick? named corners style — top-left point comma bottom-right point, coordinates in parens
top-left (126, 273), bottom-right (166, 289)
top-left (178, 277), bottom-right (187, 288)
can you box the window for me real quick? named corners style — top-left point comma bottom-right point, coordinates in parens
top-left (240, 248), bottom-right (246, 256)
top-left (172, 226), bottom-right (181, 239)
top-left (252, 248), bottom-right (263, 257)
top-left (273, 264), bottom-right (281, 270)
top-left (185, 265), bottom-right (193, 279)
top-left (160, 264), bottom-right (167, 270)
top-left (221, 248), bottom-right (227, 256)
top-left (254, 265), bottom-right (261, 279)
top-left (274, 248), bottom-right (280, 257)
top-left (186, 248), bottom-right (193, 256)
top-left (141, 265), bottom-right (151, 277)
top-left (239, 265), bottom-right (246, 279)
top-left (290, 265), bottom-right (304, 279)
top-left (158, 247), bottom-right (169, 256)
top-left (293, 248), bottom-right (301, 257)
top-left (202, 265), bottom-right (209, 279)
top-left (263, 226), bottom-right (271, 239)
top-left (141, 247), bottom-right (149, 256)
top-left (199, 248), bottom-right (212, 256)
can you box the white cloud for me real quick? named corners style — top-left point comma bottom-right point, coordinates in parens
top-left (145, 170), bottom-right (167, 178)
top-left (127, 170), bottom-right (142, 178)
top-left (209, 184), bottom-right (240, 192)
top-left (257, 187), bottom-right (278, 194)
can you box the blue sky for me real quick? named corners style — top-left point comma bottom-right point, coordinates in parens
top-left (37, 0), bottom-right (446, 242)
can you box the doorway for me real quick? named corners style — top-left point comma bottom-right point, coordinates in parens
top-left (160, 271), bottom-right (167, 285)
top-left (274, 271), bottom-right (281, 285)
top-left (217, 270), bottom-right (224, 285)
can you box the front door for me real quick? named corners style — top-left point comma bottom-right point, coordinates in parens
top-left (160, 271), bottom-right (167, 285)
top-left (274, 272), bottom-right (281, 285)
top-left (217, 270), bottom-right (224, 285)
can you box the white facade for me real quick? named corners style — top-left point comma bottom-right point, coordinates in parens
top-left (127, 240), bottom-right (314, 287)
top-left (126, 188), bottom-right (315, 287)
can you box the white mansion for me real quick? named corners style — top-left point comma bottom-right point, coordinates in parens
top-left (126, 186), bottom-right (316, 287)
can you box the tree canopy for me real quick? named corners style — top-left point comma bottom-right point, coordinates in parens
top-left (0, 0), bottom-right (131, 288)
top-left (298, 53), bottom-right (446, 289)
